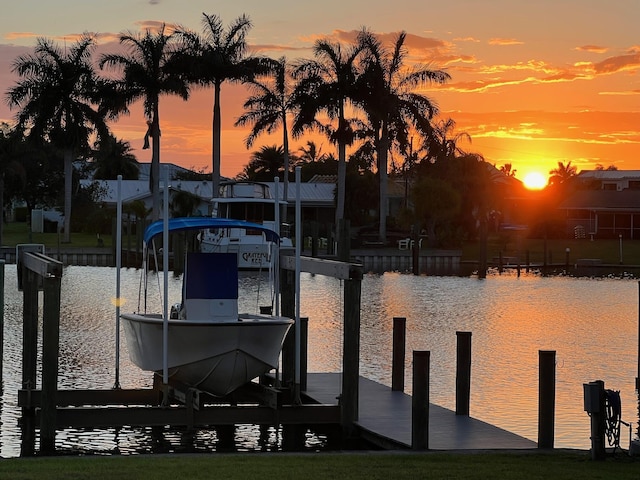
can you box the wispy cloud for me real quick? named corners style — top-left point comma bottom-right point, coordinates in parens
top-left (599, 89), bottom-right (640, 96)
top-left (488, 38), bottom-right (524, 46)
top-left (575, 45), bottom-right (608, 54)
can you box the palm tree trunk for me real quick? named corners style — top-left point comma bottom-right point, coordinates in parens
top-left (63, 149), bottom-right (73, 243)
top-left (212, 81), bottom-right (222, 199)
top-left (282, 114), bottom-right (289, 224)
top-left (378, 125), bottom-right (389, 244)
top-left (336, 141), bottom-right (346, 225)
top-left (150, 110), bottom-right (161, 222)
top-left (0, 175), bottom-right (4, 246)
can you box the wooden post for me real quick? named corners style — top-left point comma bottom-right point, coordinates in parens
top-left (337, 219), bottom-right (350, 263)
top-left (637, 281), bottom-right (640, 390)
top-left (456, 331), bottom-right (472, 416)
top-left (21, 266), bottom-right (38, 457)
top-left (280, 266), bottom-right (296, 388)
top-left (538, 350), bottom-right (556, 449)
top-left (0, 260), bottom-right (4, 387)
top-left (412, 350), bottom-right (430, 450)
top-left (40, 274), bottom-right (62, 454)
top-left (341, 271), bottom-right (361, 437)
top-left (392, 317), bottom-right (406, 392)
top-left (311, 221), bottom-right (318, 258)
top-left (300, 317), bottom-right (308, 392)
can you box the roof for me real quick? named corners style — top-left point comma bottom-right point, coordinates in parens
top-left (559, 189), bottom-right (640, 211)
top-left (80, 179), bottom-right (336, 207)
top-left (577, 170), bottom-right (640, 181)
top-left (265, 182), bottom-right (335, 206)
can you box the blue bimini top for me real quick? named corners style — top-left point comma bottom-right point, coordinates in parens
top-left (143, 217), bottom-right (280, 245)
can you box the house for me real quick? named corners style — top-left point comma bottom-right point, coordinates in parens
top-left (559, 170), bottom-right (640, 239)
top-left (79, 178), bottom-right (336, 224)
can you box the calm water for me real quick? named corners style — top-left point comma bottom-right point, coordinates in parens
top-left (0, 266), bottom-right (638, 456)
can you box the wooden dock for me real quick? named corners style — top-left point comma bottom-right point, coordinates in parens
top-left (305, 373), bottom-right (536, 450)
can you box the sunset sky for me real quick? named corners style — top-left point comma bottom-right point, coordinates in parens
top-left (1, 1), bottom-right (639, 184)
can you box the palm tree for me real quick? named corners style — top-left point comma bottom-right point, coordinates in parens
top-left (293, 36), bottom-right (367, 227)
top-left (240, 145), bottom-right (285, 181)
top-left (0, 123), bottom-right (28, 244)
top-left (429, 117), bottom-right (471, 163)
top-left (549, 161), bottom-right (578, 185)
top-left (175, 13), bottom-right (267, 198)
top-left (100, 24), bottom-right (189, 221)
top-left (499, 163), bottom-right (517, 177)
top-left (297, 140), bottom-right (325, 163)
top-left (92, 135), bottom-right (139, 180)
top-left (357, 30), bottom-right (450, 242)
top-left (6, 34), bottom-right (109, 242)
top-left (235, 57), bottom-right (298, 221)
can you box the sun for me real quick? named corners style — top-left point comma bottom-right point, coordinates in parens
top-left (523, 172), bottom-right (547, 190)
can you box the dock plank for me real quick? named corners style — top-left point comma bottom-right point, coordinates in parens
top-left (305, 373), bottom-right (536, 450)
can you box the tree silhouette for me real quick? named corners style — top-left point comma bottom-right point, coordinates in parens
top-left (356, 30), bottom-right (450, 242)
top-left (100, 24), bottom-right (189, 221)
top-left (293, 36), bottom-right (366, 226)
top-left (175, 13), bottom-right (268, 198)
top-left (7, 34), bottom-right (108, 242)
top-left (235, 57), bottom-right (298, 221)
top-left (548, 161), bottom-right (577, 185)
top-left (91, 135), bottom-right (139, 180)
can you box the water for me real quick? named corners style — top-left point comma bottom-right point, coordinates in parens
top-left (1, 266), bottom-right (638, 456)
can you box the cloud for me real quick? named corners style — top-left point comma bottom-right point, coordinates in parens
top-left (591, 52), bottom-right (640, 74)
top-left (575, 45), bottom-right (608, 54)
top-left (5, 32), bottom-right (39, 41)
top-left (453, 37), bottom-right (481, 43)
top-left (249, 43), bottom-right (312, 54)
top-left (599, 89), bottom-right (640, 96)
top-left (488, 38), bottom-right (524, 46)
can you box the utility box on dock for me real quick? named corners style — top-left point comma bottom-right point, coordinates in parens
top-left (583, 382), bottom-right (601, 413)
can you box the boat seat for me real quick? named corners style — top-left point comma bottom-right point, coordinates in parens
top-left (184, 252), bottom-right (238, 320)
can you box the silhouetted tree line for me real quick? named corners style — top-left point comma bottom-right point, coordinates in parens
top-left (2, 12), bottom-right (516, 247)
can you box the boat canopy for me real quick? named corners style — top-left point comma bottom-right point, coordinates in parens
top-left (143, 217), bottom-right (281, 245)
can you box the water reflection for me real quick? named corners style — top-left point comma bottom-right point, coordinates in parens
top-left (0, 266), bottom-right (639, 456)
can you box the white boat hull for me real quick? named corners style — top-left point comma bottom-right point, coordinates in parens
top-left (121, 313), bottom-right (293, 396)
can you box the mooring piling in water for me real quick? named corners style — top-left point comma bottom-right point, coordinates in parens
top-left (411, 350), bottom-right (430, 450)
top-left (538, 350), bottom-right (556, 449)
top-left (392, 317), bottom-right (406, 392)
top-left (455, 331), bottom-right (472, 416)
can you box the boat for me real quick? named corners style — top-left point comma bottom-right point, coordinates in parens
top-left (199, 181), bottom-right (293, 269)
top-left (121, 217), bottom-right (294, 397)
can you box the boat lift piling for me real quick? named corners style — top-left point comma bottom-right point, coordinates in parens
top-left (18, 248), bottom-right (63, 456)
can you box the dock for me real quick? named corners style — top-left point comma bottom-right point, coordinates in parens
top-left (305, 373), bottom-right (536, 450)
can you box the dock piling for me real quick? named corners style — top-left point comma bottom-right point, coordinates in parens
top-left (455, 331), bottom-right (472, 416)
top-left (392, 317), bottom-right (406, 392)
top-left (538, 350), bottom-right (556, 449)
top-left (411, 350), bottom-right (430, 450)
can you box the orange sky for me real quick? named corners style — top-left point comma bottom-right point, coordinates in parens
top-left (1, 1), bottom-right (639, 183)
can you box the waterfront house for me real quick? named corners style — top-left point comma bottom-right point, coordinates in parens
top-left (558, 170), bottom-right (640, 239)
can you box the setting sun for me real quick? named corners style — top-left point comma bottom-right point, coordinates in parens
top-left (523, 172), bottom-right (547, 190)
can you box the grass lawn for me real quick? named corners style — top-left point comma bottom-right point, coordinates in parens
top-left (4, 221), bottom-right (640, 266)
top-left (0, 451), bottom-right (638, 480)
top-left (2, 222), bottom-right (113, 249)
top-left (462, 235), bottom-right (640, 266)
